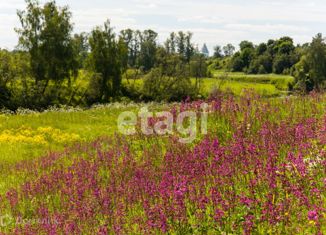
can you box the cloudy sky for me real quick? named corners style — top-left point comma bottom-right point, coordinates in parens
top-left (1, 0), bottom-right (326, 52)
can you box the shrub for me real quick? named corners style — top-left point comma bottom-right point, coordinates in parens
top-left (85, 73), bottom-right (103, 105)
top-left (142, 68), bottom-right (196, 101)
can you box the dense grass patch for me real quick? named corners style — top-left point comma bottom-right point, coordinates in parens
top-left (122, 70), bottom-right (294, 99)
top-left (0, 104), bottom-right (141, 192)
top-left (195, 78), bottom-right (281, 97)
top-left (213, 70), bottom-right (295, 91)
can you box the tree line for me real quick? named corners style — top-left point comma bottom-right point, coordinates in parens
top-left (0, 0), bottom-right (210, 109)
top-left (211, 36), bottom-right (326, 92)
top-left (0, 0), bottom-right (325, 110)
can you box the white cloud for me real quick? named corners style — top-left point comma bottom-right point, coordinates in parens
top-left (1, 0), bottom-right (325, 50)
top-left (72, 8), bottom-right (137, 32)
top-left (178, 16), bottom-right (227, 24)
top-left (224, 23), bottom-right (309, 34)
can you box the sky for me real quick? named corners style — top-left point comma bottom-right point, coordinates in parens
top-left (1, 0), bottom-right (326, 53)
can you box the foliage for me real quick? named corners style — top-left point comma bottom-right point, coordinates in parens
top-left (189, 54), bottom-right (208, 78)
top-left (16, 0), bottom-right (77, 101)
top-left (164, 31), bottom-right (195, 62)
top-left (0, 50), bottom-right (15, 107)
top-left (138, 30), bottom-right (158, 71)
top-left (229, 37), bottom-right (300, 75)
top-left (213, 45), bottom-right (223, 58)
top-left (223, 44), bottom-right (235, 57)
top-left (87, 20), bottom-right (127, 101)
top-left (293, 34), bottom-right (326, 92)
top-left (0, 0), bottom-right (324, 111)
top-left (72, 32), bottom-right (89, 69)
top-left (142, 67), bottom-right (195, 101)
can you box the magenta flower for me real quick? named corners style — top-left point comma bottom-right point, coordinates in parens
top-left (214, 209), bottom-right (225, 222)
top-left (308, 210), bottom-right (318, 221)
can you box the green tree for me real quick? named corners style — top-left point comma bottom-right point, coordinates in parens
top-left (177, 31), bottom-right (186, 57)
top-left (223, 44), bottom-right (235, 57)
top-left (184, 32), bottom-right (195, 62)
top-left (0, 50), bottom-right (13, 107)
top-left (88, 20), bottom-right (126, 101)
top-left (0, 50), bottom-right (31, 108)
top-left (138, 30), bottom-right (158, 71)
top-left (213, 45), bottom-right (223, 58)
top-left (239, 40), bottom-right (254, 51)
top-left (164, 32), bottom-right (177, 54)
top-left (16, 0), bottom-right (77, 96)
top-left (230, 52), bottom-right (244, 72)
top-left (72, 32), bottom-right (89, 69)
top-left (142, 67), bottom-right (195, 102)
top-left (257, 43), bottom-right (267, 56)
top-left (273, 54), bottom-right (291, 74)
top-left (306, 34), bottom-right (326, 90)
top-left (293, 55), bottom-right (312, 92)
top-left (274, 37), bottom-right (295, 55)
top-left (190, 54), bottom-right (207, 89)
top-left (230, 41), bottom-right (255, 72)
top-left (120, 29), bottom-right (140, 68)
top-left (248, 53), bottom-right (273, 74)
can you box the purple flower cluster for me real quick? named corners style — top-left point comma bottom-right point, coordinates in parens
top-left (1, 93), bottom-right (325, 234)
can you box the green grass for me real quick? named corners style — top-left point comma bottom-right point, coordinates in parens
top-left (0, 105), bottom-right (137, 164)
top-left (1, 73), bottom-right (293, 164)
top-left (0, 94), bottom-right (324, 207)
top-left (122, 70), bottom-right (294, 98)
top-left (0, 94), bottom-right (325, 233)
top-left (123, 77), bottom-right (283, 98)
top-left (0, 105), bottom-right (137, 192)
top-left (193, 78), bottom-right (281, 97)
top-left (213, 70), bottom-right (295, 91)
top-left (0, 70), bottom-right (296, 192)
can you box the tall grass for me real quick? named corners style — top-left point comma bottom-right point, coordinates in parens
top-left (196, 78), bottom-right (281, 97)
top-left (213, 70), bottom-right (295, 91)
top-left (0, 93), bottom-right (325, 234)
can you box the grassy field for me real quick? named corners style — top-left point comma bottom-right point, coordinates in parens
top-left (0, 104), bottom-right (141, 193)
top-left (0, 69), bottom-right (295, 166)
top-left (123, 70), bottom-right (295, 98)
top-left (196, 78), bottom-right (281, 97)
top-left (0, 69), bottom-right (325, 234)
top-left (0, 93), bottom-right (325, 233)
top-left (0, 71), bottom-right (303, 194)
top-left (213, 70), bottom-right (295, 91)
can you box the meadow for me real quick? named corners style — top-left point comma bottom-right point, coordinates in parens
top-left (197, 78), bottom-right (281, 97)
top-left (213, 71), bottom-right (295, 91)
top-left (1, 1), bottom-right (325, 233)
top-left (122, 70), bottom-right (295, 99)
top-left (0, 103), bottom-right (143, 193)
top-left (0, 92), bottom-right (325, 234)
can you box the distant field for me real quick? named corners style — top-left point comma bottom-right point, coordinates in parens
top-left (123, 70), bottom-right (294, 98)
top-left (196, 78), bottom-right (281, 97)
top-left (213, 70), bottom-right (295, 91)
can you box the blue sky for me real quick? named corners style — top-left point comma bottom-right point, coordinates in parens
top-left (1, 0), bottom-right (326, 52)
